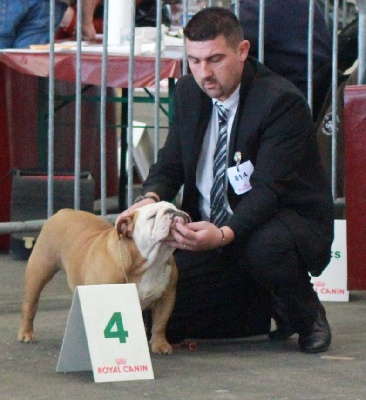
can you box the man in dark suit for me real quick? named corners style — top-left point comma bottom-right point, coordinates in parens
top-left (116, 7), bottom-right (334, 353)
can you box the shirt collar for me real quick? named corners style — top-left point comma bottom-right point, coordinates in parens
top-left (212, 84), bottom-right (241, 113)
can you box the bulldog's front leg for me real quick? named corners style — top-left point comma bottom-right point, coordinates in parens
top-left (149, 285), bottom-right (176, 354)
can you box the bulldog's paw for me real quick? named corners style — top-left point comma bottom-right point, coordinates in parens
top-left (150, 338), bottom-right (173, 354)
top-left (18, 329), bottom-right (36, 343)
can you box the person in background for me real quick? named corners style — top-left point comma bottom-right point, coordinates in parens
top-left (235, 0), bottom-right (333, 122)
top-left (57, 0), bottom-right (102, 41)
top-left (0, 0), bottom-right (99, 49)
top-left (116, 7), bottom-right (334, 353)
top-left (316, 0), bottom-right (361, 205)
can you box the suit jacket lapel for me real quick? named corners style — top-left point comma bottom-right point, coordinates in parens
top-left (228, 59), bottom-right (256, 165)
top-left (185, 91), bottom-right (212, 180)
top-left (192, 93), bottom-right (212, 159)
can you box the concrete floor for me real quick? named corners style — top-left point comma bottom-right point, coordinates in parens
top-left (1, 252), bottom-right (366, 399)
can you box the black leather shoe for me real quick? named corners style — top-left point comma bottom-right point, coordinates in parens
top-left (298, 304), bottom-right (331, 353)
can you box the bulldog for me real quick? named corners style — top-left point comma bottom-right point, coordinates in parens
top-left (18, 201), bottom-right (190, 354)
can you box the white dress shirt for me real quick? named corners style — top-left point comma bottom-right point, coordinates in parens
top-left (196, 85), bottom-right (241, 221)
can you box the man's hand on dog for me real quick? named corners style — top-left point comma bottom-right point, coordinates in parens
top-left (115, 194), bottom-right (235, 251)
top-left (115, 197), bottom-right (157, 236)
top-left (165, 220), bottom-right (234, 251)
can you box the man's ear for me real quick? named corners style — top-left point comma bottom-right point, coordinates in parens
top-left (239, 39), bottom-right (250, 62)
top-left (115, 212), bottom-right (136, 238)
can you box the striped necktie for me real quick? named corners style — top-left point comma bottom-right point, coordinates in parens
top-left (210, 103), bottom-right (230, 226)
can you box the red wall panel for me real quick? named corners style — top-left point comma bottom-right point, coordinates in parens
top-left (0, 64), bottom-right (119, 250)
top-left (0, 64), bottom-right (11, 249)
top-left (344, 85), bottom-right (366, 289)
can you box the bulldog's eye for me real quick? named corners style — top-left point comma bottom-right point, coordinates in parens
top-left (148, 214), bottom-right (157, 220)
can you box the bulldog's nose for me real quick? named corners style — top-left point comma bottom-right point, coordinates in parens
top-left (177, 210), bottom-right (191, 223)
top-left (165, 208), bottom-right (191, 223)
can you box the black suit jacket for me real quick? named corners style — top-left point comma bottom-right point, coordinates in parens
top-left (143, 57), bottom-right (334, 276)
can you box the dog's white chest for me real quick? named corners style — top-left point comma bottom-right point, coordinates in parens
top-left (137, 265), bottom-right (171, 310)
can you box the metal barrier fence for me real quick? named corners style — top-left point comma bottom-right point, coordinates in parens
top-left (0, 0), bottom-right (365, 237)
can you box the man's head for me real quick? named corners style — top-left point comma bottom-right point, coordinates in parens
top-left (183, 7), bottom-right (250, 101)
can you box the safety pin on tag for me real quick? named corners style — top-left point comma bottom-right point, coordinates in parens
top-left (234, 151), bottom-right (242, 172)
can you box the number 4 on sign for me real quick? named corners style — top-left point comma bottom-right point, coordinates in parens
top-left (57, 284), bottom-right (154, 382)
top-left (104, 312), bottom-right (129, 343)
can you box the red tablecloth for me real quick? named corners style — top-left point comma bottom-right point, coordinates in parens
top-left (0, 47), bottom-right (183, 88)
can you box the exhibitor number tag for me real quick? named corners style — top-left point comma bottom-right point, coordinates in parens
top-left (227, 160), bottom-right (254, 195)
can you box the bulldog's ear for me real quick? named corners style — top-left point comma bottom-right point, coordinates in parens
top-left (115, 212), bottom-right (136, 238)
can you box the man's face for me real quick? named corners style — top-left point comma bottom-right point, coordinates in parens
top-left (185, 35), bottom-right (250, 101)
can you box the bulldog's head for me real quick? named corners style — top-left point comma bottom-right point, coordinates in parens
top-left (117, 201), bottom-right (191, 265)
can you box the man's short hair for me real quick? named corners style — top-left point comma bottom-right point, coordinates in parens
top-left (183, 7), bottom-right (243, 49)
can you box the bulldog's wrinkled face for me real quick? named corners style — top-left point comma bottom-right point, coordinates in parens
top-left (122, 201), bottom-right (190, 265)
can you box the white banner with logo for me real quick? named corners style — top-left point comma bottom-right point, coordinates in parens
top-left (311, 220), bottom-right (349, 302)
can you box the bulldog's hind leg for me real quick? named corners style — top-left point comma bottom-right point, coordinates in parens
top-left (18, 247), bottom-right (60, 343)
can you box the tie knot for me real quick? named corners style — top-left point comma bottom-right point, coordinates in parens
top-left (215, 103), bottom-right (228, 122)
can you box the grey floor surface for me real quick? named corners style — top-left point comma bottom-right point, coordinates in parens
top-left (1, 252), bottom-right (366, 400)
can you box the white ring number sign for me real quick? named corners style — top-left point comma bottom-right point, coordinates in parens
top-left (56, 284), bottom-right (154, 383)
